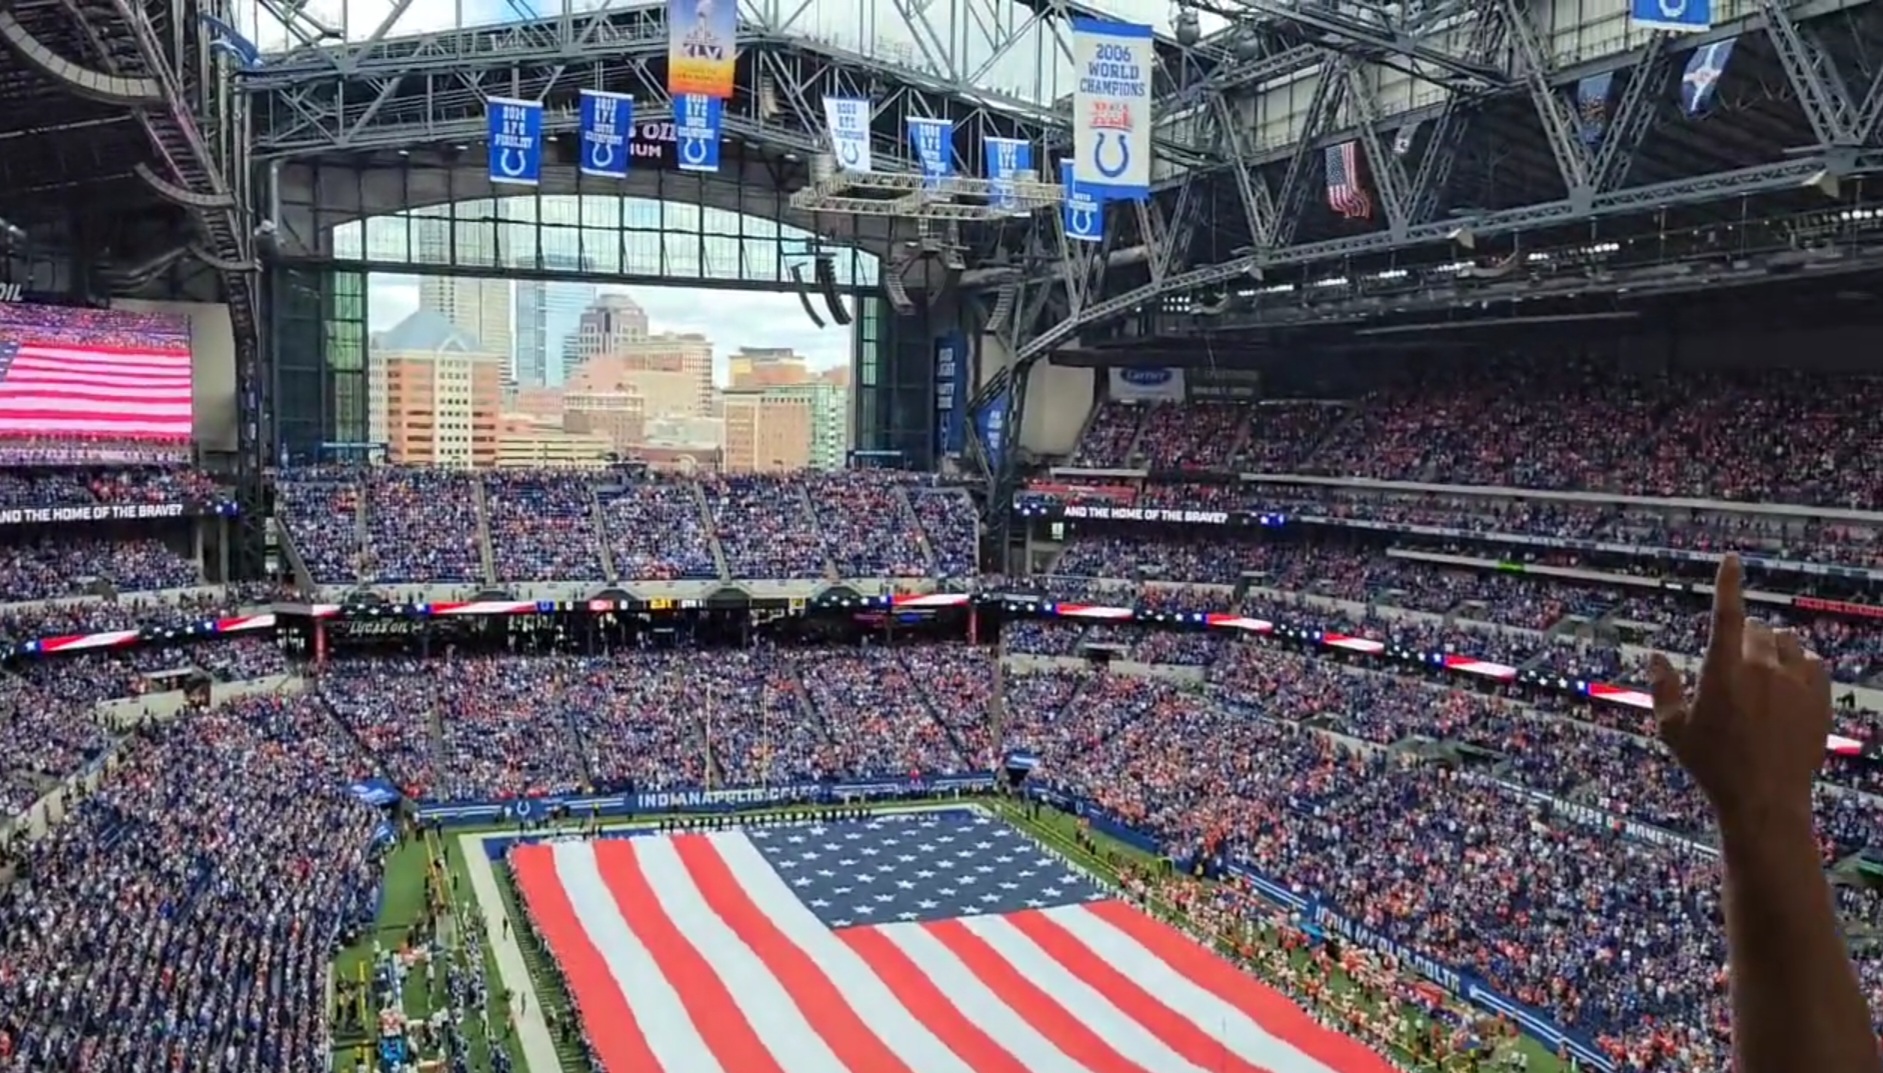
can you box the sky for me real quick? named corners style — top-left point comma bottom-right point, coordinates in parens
top-left (369, 274), bottom-right (854, 385)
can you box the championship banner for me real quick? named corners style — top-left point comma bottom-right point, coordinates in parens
top-left (935, 331), bottom-right (967, 457)
top-left (984, 136), bottom-right (1030, 212)
top-left (824, 97), bottom-right (874, 174)
top-left (1071, 19), bottom-right (1153, 200)
top-left (908, 116), bottom-right (953, 191)
top-left (1061, 160), bottom-right (1103, 242)
top-left (975, 385), bottom-right (1009, 471)
top-left (1631, 0), bottom-right (1710, 32)
top-left (667, 0), bottom-right (736, 98)
top-left (674, 93), bottom-right (722, 173)
top-left (486, 97), bottom-right (543, 187)
top-left (578, 90), bottom-right (633, 179)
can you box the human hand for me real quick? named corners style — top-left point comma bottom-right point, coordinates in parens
top-left (1647, 554), bottom-right (1832, 826)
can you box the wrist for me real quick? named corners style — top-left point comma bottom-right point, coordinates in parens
top-left (1714, 795), bottom-right (1816, 845)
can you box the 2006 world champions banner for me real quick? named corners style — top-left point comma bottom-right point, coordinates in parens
top-left (1071, 19), bottom-right (1153, 201)
top-left (667, 0), bottom-right (736, 98)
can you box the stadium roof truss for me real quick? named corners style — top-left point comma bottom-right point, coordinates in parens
top-left (991, 0), bottom-right (1883, 362)
top-left (0, 0), bottom-right (256, 302)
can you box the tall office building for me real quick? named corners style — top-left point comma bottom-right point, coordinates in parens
top-left (564, 294), bottom-right (715, 418)
top-left (562, 293), bottom-right (650, 382)
top-left (728, 347), bottom-right (809, 389)
top-left (418, 275), bottom-right (512, 367)
top-left (514, 257), bottom-right (598, 388)
top-left (719, 380), bottom-right (849, 472)
top-left (721, 389), bottom-right (814, 473)
top-left (368, 310), bottom-right (505, 468)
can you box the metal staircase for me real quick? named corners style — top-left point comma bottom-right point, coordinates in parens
top-left (894, 484), bottom-right (939, 574)
top-left (689, 481), bottom-right (731, 581)
top-left (274, 511), bottom-right (318, 593)
top-left (471, 480), bottom-right (498, 586)
top-left (352, 480), bottom-right (373, 585)
top-left (794, 482), bottom-right (840, 582)
top-left (588, 486), bottom-right (618, 583)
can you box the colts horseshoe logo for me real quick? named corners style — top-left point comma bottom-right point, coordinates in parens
top-left (1657, 0), bottom-right (1688, 14)
top-left (1092, 131), bottom-right (1131, 180)
top-left (587, 142), bottom-right (616, 170)
top-left (681, 135), bottom-right (712, 166)
top-left (1067, 204), bottom-right (1098, 234)
top-left (496, 147), bottom-right (531, 177)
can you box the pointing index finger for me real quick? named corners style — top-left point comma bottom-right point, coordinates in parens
top-left (1705, 553), bottom-right (1746, 674)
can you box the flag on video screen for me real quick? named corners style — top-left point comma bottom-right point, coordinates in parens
top-left (0, 340), bottom-right (193, 437)
top-left (512, 812), bottom-right (1392, 1073)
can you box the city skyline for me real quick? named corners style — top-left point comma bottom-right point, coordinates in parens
top-left (368, 274), bottom-right (853, 388)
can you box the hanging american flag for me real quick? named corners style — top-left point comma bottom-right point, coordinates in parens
top-left (1323, 141), bottom-right (1372, 220)
top-left (512, 811), bottom-right (1395, 1073)
top-left (0, 326), bottom-right (194, 439)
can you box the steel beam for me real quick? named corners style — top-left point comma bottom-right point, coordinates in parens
top-left (1343, 66), bottom-right (1409, 239)
top-left (1592, 33), bottom-right (1673, 192)
top-left (1269, 55), bottom-right (1349, 248)
top-left (1404, 10), bottom-right (1505, 226)
top-left (1500, 0), bottom-right (1592, 203)
top-left (1206, 89), bottom-right (1274, 250)
top-left (1014, 152), bottom-right (1883, 361)
top-left (1860, 67), bottom-right (1883, 145)
top-left (1760, 0), bottom-right (1859, 147)
top-left (1189, 0), bottom-right (1511, 88)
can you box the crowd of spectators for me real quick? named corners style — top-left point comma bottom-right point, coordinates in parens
top-left (0, 674), bottom-right (110, 817)
top-left (312, 645), bottom-right (997, 803)
top-left (1242, 485), bottom-right (1883, 570)
top-left (699, 476), bottom-right (832, 580)
top-left (276, 467), bottom-right (364, 585)
top-left (1000, 656), bottom-right (1879, 1072)
top-left (0, 535), bottom-right (200, 601)
top-left (596, 479), bottom-right (720, 581)
top-left (1063, 362), bottom-right (1883, 509)
top-left (0, 692), bottom-right (383, 1073)
top-left (482, 471), bottom-right (606, 583)
top-left (362, 469), bottom-right (486, 584)
top-left (0, 586), bottom-right (261, 649)
top-left (279, 467), bottom-right (984, 586)
top-left (805, 473), bottom-right (931, 578)
top-left (909, 487), bottom-right (979, 578)
top-left (0, 467), bottom-right (223, 510)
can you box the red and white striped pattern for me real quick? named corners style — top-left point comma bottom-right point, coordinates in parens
top-left (514, 833), bottom-right (1395, 1073)
top-left (0, 342), bottom-right (193, 438)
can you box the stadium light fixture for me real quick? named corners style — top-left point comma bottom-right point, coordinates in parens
top-left (789, 155), bottom-right (1063, 220)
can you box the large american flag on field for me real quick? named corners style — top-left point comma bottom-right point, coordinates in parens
top-left (512, 810), bottom-right (1396, 1073)
top-left (0, 337), bottom-right (193, 438)
top-left (1324, 142), bottom-right (1372, 221)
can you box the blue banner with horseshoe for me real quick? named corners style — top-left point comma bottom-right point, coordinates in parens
top-left (487, 97), bottom-right (543, 187)
top-left (1630, 0), bottom-right (1709, 32)
top-left (578, 90), bottom-right (634, 179)
top-left (1061, 161), bottom-right (1103, 243)
top-left (984, 136), bottom-right (1030, 212)
top-left (674, 93), bottom-right (723, 173)
top-left (1071, 19), bottom-right (1153, 201)
top-left (908, 116), bottom-right (953, 191)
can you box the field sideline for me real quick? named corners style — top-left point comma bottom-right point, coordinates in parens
top-left (333, 801), bottom-right (1562, 1073)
